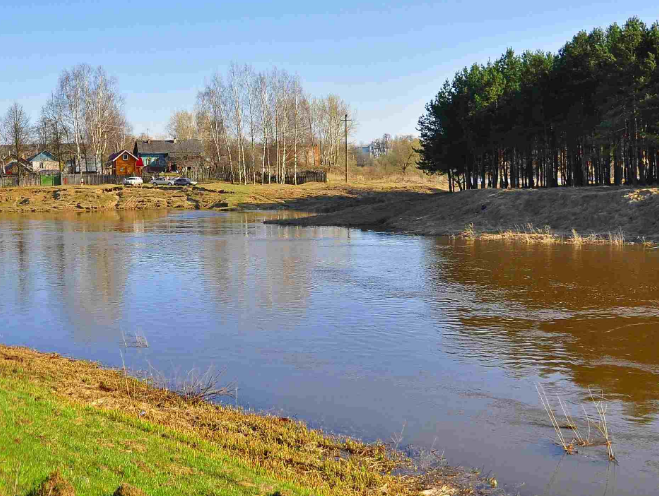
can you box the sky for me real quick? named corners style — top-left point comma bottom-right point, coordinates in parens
top-left (1, 0), bottom-right (658, 144)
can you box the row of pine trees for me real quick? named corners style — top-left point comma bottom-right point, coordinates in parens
top-left (417, 17), bottom-right (659, 192)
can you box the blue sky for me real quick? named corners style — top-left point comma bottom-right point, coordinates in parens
top-left (1, 1), bottom-right (657, 144)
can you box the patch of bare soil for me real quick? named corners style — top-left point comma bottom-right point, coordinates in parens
top-left (113, 483), bottom-right (147, 496)
top-left (35, 471), bottom-right (75, 496)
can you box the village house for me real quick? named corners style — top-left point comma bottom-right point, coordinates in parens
top-left (133, 139), bottom-right (204, 173)
top-left (26, 151), bottom-right (60, 174)
top-left (2, 158), bottom-right (33, 175)
top-left (107, 150), bottom-right (141, 176)
top-left (66, 156), bottom-right (104, 174)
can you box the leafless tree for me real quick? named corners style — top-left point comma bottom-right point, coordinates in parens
top-left (2, 103), bottom-right (32, 160)
top-left (55, 64), bottom-right (91, 170)
top-left (166, 110), bottom-right (198, 140)
top-left (86, 66), bottom-right (124, 173)
top-left (257, 72), bottom-right (271, 183)
top-left (195, 63), bottom-right (355, 183)
top-left (41, 94), bottom-right (71, 170)
top-left (197, 73), bottom-right (233, 179)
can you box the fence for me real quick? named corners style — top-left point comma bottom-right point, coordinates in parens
top-left (1, 169), bottom-right (327, 188)
top-left (0, 174), bottom-right (41, 187)
top-left (60, 174), bottom-right (124, 186)
top-left (180, 168), bottom-right (327, 185)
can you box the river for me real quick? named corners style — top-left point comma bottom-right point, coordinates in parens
top-left (1, 209), bottom-right (658, 496)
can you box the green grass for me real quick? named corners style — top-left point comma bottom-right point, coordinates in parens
top-left (0, 375), bottom-right (312, 496)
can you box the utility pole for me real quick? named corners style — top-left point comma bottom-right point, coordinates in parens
top-left (341, 113), bottom-right (351, 183)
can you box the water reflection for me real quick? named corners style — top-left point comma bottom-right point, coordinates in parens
top-left (429, 239), bottom-right (659, 423)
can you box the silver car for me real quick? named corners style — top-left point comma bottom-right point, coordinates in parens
top-left (151, 176), bottom-right (176, 186)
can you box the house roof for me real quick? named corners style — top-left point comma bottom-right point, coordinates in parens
top-left (135, 139), bottom-right (203, 156)
top-left (5, 159), bottom-right (33, 171)
top-left (26, 151), bottom-right (57, 163)
top-left (108, 150), bottom-right (138, 162)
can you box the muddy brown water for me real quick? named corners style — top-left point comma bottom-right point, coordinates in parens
top-left (1, 210), bottom-right (658, 495)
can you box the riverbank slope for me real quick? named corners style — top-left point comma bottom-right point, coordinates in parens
top-left (0, 345), bottom-right (500, 496)
top-left (0, 181), bottom-right (442, 214)
top-left (267, 186), bottom-right (659, 243)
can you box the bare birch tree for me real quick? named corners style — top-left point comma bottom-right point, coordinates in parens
top-left (86, 66), bottom-right (123, 173)
top-left (55, 64), bottom-right (91, 171)
top-left (166, 110), bottom-right (198, 140)
top-left (195, 64), bottom-right (355, 184)
top-left (197, 73), bottom-right (234, 179)
top-left (2, 102), bottom-right (31, 158)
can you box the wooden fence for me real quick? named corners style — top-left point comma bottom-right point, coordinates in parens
top-left (60, 174), bottom-right (124, 186)
top-left (180, 168), bottom-right (327, 185)
top-left (0, 175), bottom-right (41, 187)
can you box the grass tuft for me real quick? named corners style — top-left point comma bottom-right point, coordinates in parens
top-left (537, 383), bottom-right (616, 461)
top-left (35, 471), bottom-right (75, 496)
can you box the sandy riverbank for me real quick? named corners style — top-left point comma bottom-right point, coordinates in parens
top-left (266, 186), bottom-right (659, 244)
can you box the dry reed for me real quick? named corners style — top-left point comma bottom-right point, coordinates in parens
top-left (589, 388), bottom-right (616, 461)
top-left (536, 384), bottom-right (575, 454)
top-left (461, 223), bottom-right (633, 247)
top-left (537, 383), bottom-right (616, 461)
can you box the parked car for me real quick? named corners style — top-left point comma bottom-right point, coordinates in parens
top-left (151, 176), bottom-right (176, 186)
top-left (123, 176), bottom-right (143, 186)
top-left (173, 178), bottom-right (197, 186)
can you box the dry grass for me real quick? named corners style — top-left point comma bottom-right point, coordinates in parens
top-left (589, 388), bottom-right (616, 461)
top-left (459, 223), bottom-right (633, 246)
top-left (327, 167), bottom-right (448, 188)
top-left (272, 186), bottom-right (659, 246)
top-left (536, 384), bottom-right (616, 461)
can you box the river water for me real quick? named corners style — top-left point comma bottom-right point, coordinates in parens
top-left (1, 210), bottom-right (658, 496)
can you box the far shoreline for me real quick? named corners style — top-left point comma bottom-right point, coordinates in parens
top-left (265, 185), bottom-right (659, 246)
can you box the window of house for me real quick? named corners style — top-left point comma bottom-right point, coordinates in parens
top-left (123, 153), bottom-right (128, 161)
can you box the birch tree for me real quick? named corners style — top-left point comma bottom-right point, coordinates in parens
top-left (56, 64), bottom-right (91, 170)
top-left (166, 110), bottom-right (198, 140)
top-left (86, 66), bottom-right (123, 173)
top-left (2, 103), bottom-right (31, 160)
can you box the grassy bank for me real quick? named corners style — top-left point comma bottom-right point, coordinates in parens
top-left (0, 181), bottom-right (443, 215)
top-left (0, 345), bottom-right (498, 496)
top-left (266, 186), bottom-right (659, 245)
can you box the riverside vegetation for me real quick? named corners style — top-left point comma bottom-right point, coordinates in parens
top-left (0, 345), bottom-right (502, 496)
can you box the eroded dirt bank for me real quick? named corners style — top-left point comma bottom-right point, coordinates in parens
top-left (0, 185), bottom-right (230, 213)
top-left (266, 186), bottom-right (659, 243)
